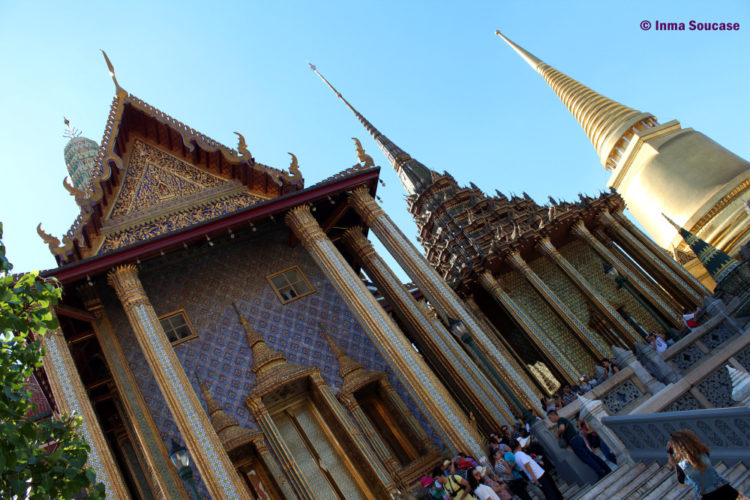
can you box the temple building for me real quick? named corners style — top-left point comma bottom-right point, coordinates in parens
top-left (309, 63), bottom-right (712, 404)
top-left (37, 54), bottom-right (501, 499)
top-left (33, 44), bottom-right (737, 499)
top-left (495, 31), bottom-right (750, 289)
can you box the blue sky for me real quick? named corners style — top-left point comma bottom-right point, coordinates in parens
top-left (1, 1), bottom-right (748, 278)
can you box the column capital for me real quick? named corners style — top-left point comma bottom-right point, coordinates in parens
top-left (285, 204), bottom-right (326, 244)
top-left (246, 396), bottom-right (267, 417)
top-left (478, 270), bottom-right (503, 292)
top-left (107, 264), bottom-right (149, 308)
top-left (505, 250), bottom-right (529, 271)
top-left (76, 284), bottom-right (106, 318)
top-left (570, 219), bottom-right (591, 239)
top-left (535, 236), bottom-right (557, 256)
top-left (339, 393), bottom-right (359, 410)
top-left (341, 226), bottom-right (377, 260)
top-left (596, 209), bottom-right (617, 227)
top-left (348, 186), bottom-right (383, 225)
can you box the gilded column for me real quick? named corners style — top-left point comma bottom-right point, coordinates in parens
top-left (107, 265), bottom-right (247, 499)
top-left (339, 394), bottom-right (400, 476)
top-left (286, 204), bottom-right (484, 457)
top-left (348, 187), bottom-right (540, 405)
top-left (311, 374), bottom-right (399, 496)
top-left (341, 226), bottom-right (515, 424)
top-left (535, 237), bottom-right (642, 346)
top-left (78, 287), bottom-right (187, 500)
top-left (604, 210), bottom-right (709, 301)
top-left (247, 397), bottom-right (317, 500)
top-left (42, 325), bottom-right (130, 499)
top-left (506, 250), bottom-right (609, 359)
top-left (477, 271), bottom-right (579, 383)
top-left (571, 221), bottom-right (683, 327)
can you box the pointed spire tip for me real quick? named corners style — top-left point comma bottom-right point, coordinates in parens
top-left (494, 31), bottom-right (543, 71)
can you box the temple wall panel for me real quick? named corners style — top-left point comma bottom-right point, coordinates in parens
top-left (529, 254), bottom-right (610, 355)
top-left (103, 228), bottom-right (442, 486)
top-left (558, 240), bottom-right (662, 335)
top-left (502, 269), bottom-right (596, 374)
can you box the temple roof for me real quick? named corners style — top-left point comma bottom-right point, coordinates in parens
top-left (38, 53), bottom-right (306, 266)
top-left (409, 169), bottom-right (625, 290)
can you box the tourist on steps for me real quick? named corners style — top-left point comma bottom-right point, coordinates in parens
top-left (490, 445), bottom-right (532, 500)
top-left (668, 429), bottom-right (747, 499)
top-left (547, 409), bottom-right (612, 479)
top-left (433, 466), bottom-right (472, 499)
top-left (511, 438), bottom-right (562, 500)
top-left (578, 417), bottom-right (617, 465)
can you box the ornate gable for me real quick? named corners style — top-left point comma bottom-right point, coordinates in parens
top-left (110, 140), bottom-right (237, 217)
top-left (38, 57), bottom-right (305, 265)
top-left (96, 140), bottom-right (265, 255)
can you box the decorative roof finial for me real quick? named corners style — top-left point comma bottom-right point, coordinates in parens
top-left (100, 50), bottom-right (124, 94)
top-left (63, 117), bottom-right (80, 139)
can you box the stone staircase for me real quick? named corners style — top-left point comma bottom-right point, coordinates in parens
top-left (551, 460), bottom-right (750, 499)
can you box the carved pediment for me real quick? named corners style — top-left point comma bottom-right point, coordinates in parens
top-left (93, 140), bottom-right (266, 254)
top-left (110, 140), bottom-right (236, 218)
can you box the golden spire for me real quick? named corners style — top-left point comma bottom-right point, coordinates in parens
top-left (495, 31), bottom-right (655, 168)
top-left (308, 63), bottom-right (436, 195)
top-left (231, 302), bottom-right (286, 376)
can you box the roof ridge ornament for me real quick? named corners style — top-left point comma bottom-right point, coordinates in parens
top-left (352, 138), bottom-right (374, 168)
top-left (100, 50), bottom-right (126, 97)
top-left (282, 152), bottom-right (303, 184)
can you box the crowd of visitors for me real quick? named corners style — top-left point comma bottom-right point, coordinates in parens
top-left (423, 422), bottom-right (749, 499)
top-left (540, 358), bottom-right (624, 412)
top-left (423, 413), bottom-right (618, 500)
top-left (421, 399), bottom-right (628, 499)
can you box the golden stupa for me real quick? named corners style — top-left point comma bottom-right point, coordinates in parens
top-left (497, 31), bottom-right (750, 288)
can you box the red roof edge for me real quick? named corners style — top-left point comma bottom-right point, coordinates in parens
top-left (43, 167), bottom-right (380, 284)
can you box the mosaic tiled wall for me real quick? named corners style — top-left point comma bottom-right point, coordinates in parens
top-left (501, 268), bottom-right (596, 375)
top-left (103, 226), bottom-right (442, 494)
top-left (559, 240), bottom-right (662, 335)
top-left (529, 253), bottom-right (611, 356)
